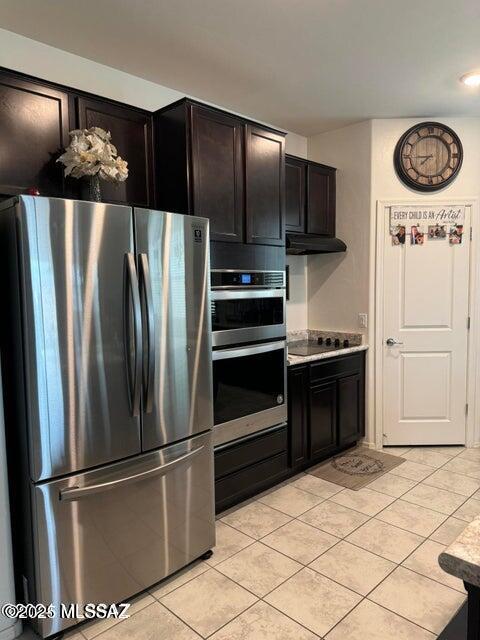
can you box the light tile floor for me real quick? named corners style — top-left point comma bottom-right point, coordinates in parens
top-left (20, 445), bottom-right (480, 639)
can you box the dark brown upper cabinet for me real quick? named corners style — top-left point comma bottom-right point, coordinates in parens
top-left (154, 99), bottom-right (286, 247)
top-left (285, 154), bottom-right (336, 237)
top-left (0, 68), bottom-right (154, 205)
top-left (307, 163), bottom-right (336, 236)
top-left (77, 97), bottom-right (154, 207)
top-left (190, 105), bottom-right (244, 243)
top-left (285, 157), bottom-right (306, 233)
top-left (0, 70), bottom-right (69, 198)
top-left (245, 125), bottom-right (285, 246)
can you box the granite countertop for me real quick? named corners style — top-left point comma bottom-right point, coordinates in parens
top-left (287, 344), bottom-right (368, 366)
top-left (439, 516), bottom-right (480, 587)
top-left (286, 328), bottom-right (368, 366)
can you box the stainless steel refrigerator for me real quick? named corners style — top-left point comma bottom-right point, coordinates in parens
top-left (0, 196), bottom-right (214, 637)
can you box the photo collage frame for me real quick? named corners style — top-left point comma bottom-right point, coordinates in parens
top-left (390, 205), bottom-right (465, 246)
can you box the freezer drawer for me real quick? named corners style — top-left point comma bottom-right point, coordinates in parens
top-left (30, 432), bottom-right (215, 637)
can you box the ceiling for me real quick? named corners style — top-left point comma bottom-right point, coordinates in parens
top-left (1, 0), bottom-right (480, 135)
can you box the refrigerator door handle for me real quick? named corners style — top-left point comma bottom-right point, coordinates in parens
top-left (59, 445), bottom-right (205, 501)
top-left (139, 253), bottom-right (155, 413)
top-left (123, 252), bottom-right (142, 417)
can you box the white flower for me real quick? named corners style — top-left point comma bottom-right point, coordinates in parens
top-left (57, 127), bottom-right (128, 184)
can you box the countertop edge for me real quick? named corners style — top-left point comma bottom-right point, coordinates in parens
top-left (287, 344), bottom-right (368, 366)
top-left (438, 515), bottom-right (480, 588)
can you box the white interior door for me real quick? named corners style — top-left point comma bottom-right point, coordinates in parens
top-left (382, 206), bottom-right (470, 445)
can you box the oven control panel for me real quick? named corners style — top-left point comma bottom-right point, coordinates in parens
top-left (211, 270), bottom-right (285, 289)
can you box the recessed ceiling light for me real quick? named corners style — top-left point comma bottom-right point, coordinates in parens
top-left (460, 71), bottom-right (480, 87)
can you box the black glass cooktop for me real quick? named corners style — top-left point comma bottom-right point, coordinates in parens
top-left (288, 337), bottom-right (351, 356)
top-left (288, 344), bottom-right (339, 356)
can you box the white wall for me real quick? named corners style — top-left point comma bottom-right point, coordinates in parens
top-left (286, 256), bottom-right (308, 331)
top-left (284, 133), bottom-right (307, 159)
top-left (0, 27), bottom-right (307, 151)
top-left (0, 28), bottom-right (184, 111)
top-left (307, 120), bottom-right (372, 334)
top-left (307, 116), bottom-right (480, 446)
top-left (370, 116), bottom-right (480, 447)
top-left (371, 118), bottom-right (480, 200)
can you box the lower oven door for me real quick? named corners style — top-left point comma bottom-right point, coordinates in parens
top-left (30, 432), bottom-right (214, 637)
top-left (212, 341), bottom-right (287, 446)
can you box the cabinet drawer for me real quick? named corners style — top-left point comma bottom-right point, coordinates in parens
top-left (310, 352), bottom-right (364, 384)
top-left (215, 452), bottom-right (288, 511)
top-left (214, 426), bottom-right (287, 480)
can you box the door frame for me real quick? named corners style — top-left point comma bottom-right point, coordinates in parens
top-left (373, 198), bottom-right (480, 449)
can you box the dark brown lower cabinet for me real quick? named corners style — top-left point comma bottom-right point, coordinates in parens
top-left (338, 373), bottom-right (363, 446)
top-left (288, 351), bottom-right (365, 472)
top-left (310, 380), bottom-right (337, 460)
top-left (288, 365), bottom-right (309, 468)
top-left (214, 425), bottom-right (289, 513)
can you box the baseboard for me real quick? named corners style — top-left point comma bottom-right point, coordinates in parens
top-left (360, 439), bottom-right (377, 450)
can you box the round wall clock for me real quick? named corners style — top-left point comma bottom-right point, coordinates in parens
top-left (394, 122), bottom-right (463, 191)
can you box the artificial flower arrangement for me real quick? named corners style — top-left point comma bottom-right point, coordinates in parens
top-left (57, 127), bottom-right (128, 199)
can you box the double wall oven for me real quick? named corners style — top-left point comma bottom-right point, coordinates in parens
top-left (211, 270), bottom-right (287, 446)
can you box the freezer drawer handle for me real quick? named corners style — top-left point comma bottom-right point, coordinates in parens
top-left (59, 444), bottom-right (205, 501)
top-left (139, 253), bottom-right (155, 413)
top-left (123, 253), bottom-right (142, 417)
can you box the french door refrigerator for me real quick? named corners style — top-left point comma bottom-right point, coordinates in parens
top-left (0, 196), bottom-right (214, 637)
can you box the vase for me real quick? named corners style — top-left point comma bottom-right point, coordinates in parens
top-left (88, 174), bottom-right (102, 202)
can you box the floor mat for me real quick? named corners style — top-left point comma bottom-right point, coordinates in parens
top-left (308, 446), bottom-right (405, 490)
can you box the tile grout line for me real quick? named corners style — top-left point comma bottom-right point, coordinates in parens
top-left (87, 447), bottom-right (473, 640)
top-left (290, 451), bottom-right (469, 634)
top-left (82, 595), bottom-right (155, 639)
top-left (205, 566), bottom-right (323, 640)
top-left (322, 518), bottom-right (465, 638)
top-left (223, 449), bottom-right (471, 637)
top-left (202, 599), bottom-right (262, 639)
top-left (159, 566), bottom-right (260, 640)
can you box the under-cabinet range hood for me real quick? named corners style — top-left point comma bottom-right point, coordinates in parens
top-left (286, 234), bottom-right (347, 255)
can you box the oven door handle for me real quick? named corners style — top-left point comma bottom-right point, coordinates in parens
top-left (212, 340), bottom-right (286, 361)
top-left (211, 289), bottom-right (285, 300)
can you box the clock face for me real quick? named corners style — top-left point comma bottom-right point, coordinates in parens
top-left (394, 122), bottom-right (463, 191)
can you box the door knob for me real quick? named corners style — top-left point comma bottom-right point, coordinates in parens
top-left (386, 338), bottom-right (404, 346)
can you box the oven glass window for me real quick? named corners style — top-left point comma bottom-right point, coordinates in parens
top-left (213, 347), bottom-right (285, 425)
top-left (211, 297), bottom-right (284, 332)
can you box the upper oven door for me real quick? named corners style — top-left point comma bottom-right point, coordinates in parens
top-left (211, 289), bottom-right (286, 347)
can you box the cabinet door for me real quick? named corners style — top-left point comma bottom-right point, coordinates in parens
top-left (285, 157), bottom-right (306, 233)
top-left (77, 97), bottom-right (154, 207)
top-left (309, 381), bottom-right (337, 460)
top-left (0, 71), bottom-right (69, 197)
top-left (338, 373), bottom-right (362, 446)
top-left (307, 164), bottom-right (336, 236)
top-left (190, 105), bottom-right (244, 242)
top-left (245, 125), bottom-right (285, 246)
top-left (288, 366), bottom-right (309, 469)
